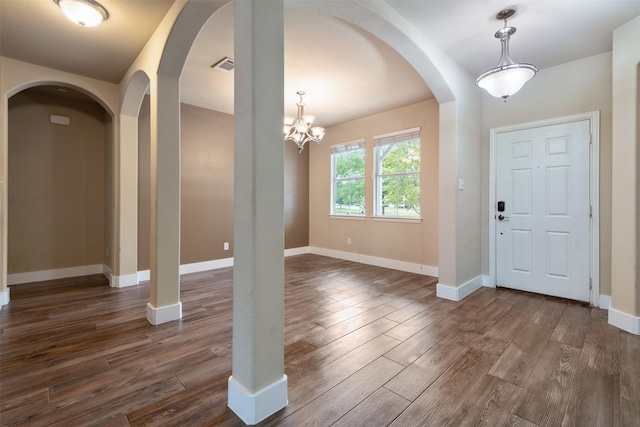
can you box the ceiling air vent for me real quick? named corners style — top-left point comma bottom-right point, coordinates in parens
top-left (211, 57), bottom-right (234, 72)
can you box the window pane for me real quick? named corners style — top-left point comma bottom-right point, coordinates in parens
top-left (334, 179), bottom-right (365, 215)
top-left (380, 174), bottom-right (420, 217)
top-left (335, 150), bottom-right (365, 179)
top-left (380, 139), bottom-right (420, 174)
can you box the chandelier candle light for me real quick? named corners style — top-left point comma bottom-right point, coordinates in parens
top-left (284, 91), bottom-right (325, 153)
top-left (476, 9), bottom-right (538, 101)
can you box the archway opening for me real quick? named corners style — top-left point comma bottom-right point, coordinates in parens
top-left (7, 84), bottom-right (113, 287)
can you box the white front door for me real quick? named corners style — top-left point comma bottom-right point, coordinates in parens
top-left (496, 120), bottom-right (591, 302)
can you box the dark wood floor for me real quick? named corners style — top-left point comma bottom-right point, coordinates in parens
top-left (1, 254), bottom-right (638, 426)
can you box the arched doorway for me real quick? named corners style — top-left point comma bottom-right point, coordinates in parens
top-left (0, 56), bottom-right (120, 308)
top-left (7, 84), bottom-right (114, 287)
top-left (118, 70), bottom-right (152, 288)
top-left (143, 0), bottom-right (476, 423)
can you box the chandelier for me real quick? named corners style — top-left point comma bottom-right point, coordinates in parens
top-left (476, 9), bottom-right (538, 101)
top-left (284, 91), bottom-right (325, 153)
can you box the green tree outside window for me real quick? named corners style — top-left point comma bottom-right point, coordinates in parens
top-left (375, 137), bottom-right (420, 217)
top-left (332, 144), bottom-right (365, 215)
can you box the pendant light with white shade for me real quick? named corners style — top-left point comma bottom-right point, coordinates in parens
top-left (476, 9), bottom-right (538, 101)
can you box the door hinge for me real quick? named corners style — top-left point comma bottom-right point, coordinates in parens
top-left (589, 205), bottom-right (593, 218)
top-left (589, 277), bottom-right (592, 290)
top-left (589, 133), bottom-right (593, 145)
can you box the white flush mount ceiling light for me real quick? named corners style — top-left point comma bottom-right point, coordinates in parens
top-left (54, 0), bottom-right (109, 27)
top-left (476, 9), bottom-right (538, 101)
top-left (284, 91), bottom-right (325, 153)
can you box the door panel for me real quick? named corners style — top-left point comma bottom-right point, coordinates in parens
top-left (512, 169), bottom-right (531, 214)
top-left (512, 229), bottom-right (531, 272)
top-left (496, 120), bottom-right (590, 301)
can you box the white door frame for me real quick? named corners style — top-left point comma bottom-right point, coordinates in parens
top-left (489, 111), bottom-right (600, 306)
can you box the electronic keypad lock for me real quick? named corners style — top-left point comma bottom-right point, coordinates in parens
top-left (497, 201), bottom-right (505, 212)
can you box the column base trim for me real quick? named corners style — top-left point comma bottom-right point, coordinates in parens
top-left (0, 288), bottom-right (10, 309)
top-left (609, 306), bottom-right (640, 335)
top-left (228, 374), bottom-right (288, 425)
top-left (436, 275), bottom-right (483, 301)
top-left (146, 302), bottom-right (182, 325)
top-left (111, 273), bottom-right (138, 288)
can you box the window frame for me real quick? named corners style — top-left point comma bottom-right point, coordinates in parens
top-left (330, 138), bottom-right (366, 217)
top-left (373, 127), bottom-right (421, 219)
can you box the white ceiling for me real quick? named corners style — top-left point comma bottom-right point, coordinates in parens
top-left (0, 0), bottom-right (174, 83)
top-left (181, 4), bottom-right (433, 126)
top-left (2, 0), bottom-right (640, 127)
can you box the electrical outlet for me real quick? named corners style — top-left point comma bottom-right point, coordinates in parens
top-left (347, 237), bottom-right (352, 245)
top-left (224, 242), bottom-right (229, 251)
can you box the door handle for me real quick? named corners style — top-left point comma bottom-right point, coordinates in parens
top-left (498, 214), bottom-right (510, 221)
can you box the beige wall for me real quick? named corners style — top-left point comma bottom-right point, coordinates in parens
top-left (138, 96), bottom-right (151, 270)
top-left (137, 97), bottom-right (310, 270)
top-left (284, 135), bottom-right (310, 249)
top-left (309, 99), bottom-right (439, 269)
top-left (480, 52), bottom-right (613, 296)
top-left (8, 88), bottom-right (107, 273)
top-left (180, 102), bottom-right (235, 264)
top-left (611, 15), bottom-right (640, 317)
top-left (453, 94), bottom-right (483, 287)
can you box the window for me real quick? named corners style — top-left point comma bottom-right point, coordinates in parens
top-left (374, 127), bottom-right (421, 218)
top-left (331, 139), bottom-right (366, 216)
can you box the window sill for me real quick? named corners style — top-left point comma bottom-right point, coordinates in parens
top-left (329, 214), bottom-right (366, 221)
top-left (371, 216), bottom-right (422, 224)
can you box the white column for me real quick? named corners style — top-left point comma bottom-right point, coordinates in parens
top-left (228, 0), bottom-right (287, 424)
top-left (0, 67), bottom-right (9, 308)
top-left (147, 75), bottom-right (182, 325)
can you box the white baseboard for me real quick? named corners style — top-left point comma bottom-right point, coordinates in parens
top-left (310, 246), bottom-right (359, 263)
top-left (308, 246), bottom-right (438, 277)
top-left (599, 295), bottom-right (611, 310)
top-left (180, 257), bottom-right (234, 275)
top-left (0, 288), bottom-right (10, 308)
top-left (228, 374), bottom-right (288, 425)
top-left (136, 260), bottom-right (234, 283)
top-left (8, 264), bottom-right (105, 286)
top-left (137, 270), bottom-right (150, 282)
top-left (360, 254), bottom-right (438, 276)
top-left (284, 246), bottom-right (310, 257)
top-left (436, 275), bottom-right (483, 301)
top-left (136, 247), bottom-right (311, 283)
top-left (608, 306), bottom-right (640, 335)
top-left (147, 302), bottom-right (182, 325)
